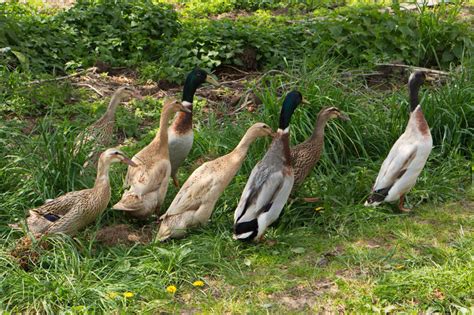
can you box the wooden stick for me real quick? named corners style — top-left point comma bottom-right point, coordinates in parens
top-left (375, 63), bottom-right (449, 75)
top-left (72, 83), bottom-right (104, 97)
top-left (24, 67), bottom-right (98, 86)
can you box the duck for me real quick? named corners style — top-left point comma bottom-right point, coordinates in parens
top-left (74, 86), bottom-right (138, 170)
top-left (365, 71), bottom-right (433, 212)
top-left (13, 148), bottom-right (136, 236)
top-left (233, 91), bottom-right (304, 242)
top-left (158, 122), bottom-right (274, 240)
top-left (168, 68), bottom-right (219, 188)
top-left (291, 106), bottom-right (350, 198)
top-left (113, 98), bottom-right (190, 218)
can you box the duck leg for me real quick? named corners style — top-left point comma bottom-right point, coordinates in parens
top-left (172, 174), bottom-right (180, 188)
top-left (398, 194), bottom-right (412, 212)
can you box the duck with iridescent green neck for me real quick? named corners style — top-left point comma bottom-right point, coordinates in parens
top-left (233, 91), bottom-right (306, 242)
top-left (168, 68), bottom-right (219, 188)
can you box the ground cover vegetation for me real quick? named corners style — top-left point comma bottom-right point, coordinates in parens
top-left (0, 0), bottom-right (472, 312)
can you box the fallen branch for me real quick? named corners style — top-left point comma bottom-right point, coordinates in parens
top-left (24, 67), bottom-right (98, 86)
top-left (72, 83), bottom-right (104, 97)
top-left (375, 63), bottom-right (449, 76)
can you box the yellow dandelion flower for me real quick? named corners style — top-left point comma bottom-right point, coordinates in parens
top-left (192, 280), bottom-right (205, 287)
top-left (395, 265), bottom-right (405, 270)
top-left (166, 285), bottom-right (177, 294)
top-left (314, 206), bottom-right (324, 212)
top-left (107, 292), bottom-right (118, 299)
top-left (123, 291), bottom-right (134, 298)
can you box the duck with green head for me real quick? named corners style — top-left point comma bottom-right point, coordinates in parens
top-left (233, 91), bottom-right (304, 242)
top-left (168, 68), bottom-right (219, 188)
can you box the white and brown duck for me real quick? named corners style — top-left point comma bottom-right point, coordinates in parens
top-left (365, 71), bottom-right (434, 212)
top-left (168, 68), bottom-right (219, 188)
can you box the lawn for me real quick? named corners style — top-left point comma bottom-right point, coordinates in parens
top-left (0, 0), bottom-right (472, 313)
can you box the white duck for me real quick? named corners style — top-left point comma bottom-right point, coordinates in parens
top-left (365, 71), bottom-right (433, 212)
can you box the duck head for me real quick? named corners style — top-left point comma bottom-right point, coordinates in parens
top-left (101, 148), bottom-right (137, 167)
top-left (182, 68), bottom-right (220, 106)
top-left (321, 107), bottom-right (350, 121)
top-left (164, 97), bottom-right (192, 114)
top-left (278, 90), bottom-right (304, 132)
top-left (249, 122), bottom-right (275, 138)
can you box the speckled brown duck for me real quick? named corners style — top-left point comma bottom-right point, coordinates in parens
top-left (291, 106), bottom-right (350, 197)
top-left (14, 148), bottom-right (136, 236)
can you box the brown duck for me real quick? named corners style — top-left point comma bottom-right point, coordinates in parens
top-left (13, 148), bottom-right (136, 236)
top-left (291, 106), bottom-right (350, 196)
top-left (75, 86), bottom-right (139, 169)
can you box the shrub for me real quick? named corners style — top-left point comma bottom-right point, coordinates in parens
top-left (0, 0), bottom-right (180, 72)
top-left (152, 6), bottom-right (472, 82)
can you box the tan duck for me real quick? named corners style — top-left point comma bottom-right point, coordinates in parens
top-left (158, 122), bottom-right (274, 241)
top-left (75, 86), bottom-right (138, 169)
top-left (291, 107), bottom-right (349, 197)
top-left (365, 71), bottom-right (433, 212)
top-left (168, 68), bottom-right (219, 188)
top-left (113, 98), bottom-right (190, 218)
top-left (14, 148), bottom-right (136, 236)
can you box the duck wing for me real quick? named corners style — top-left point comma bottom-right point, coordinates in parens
top-left (161, 171), bottom-right (213, 218)
top-left (233, 164), bottom-right (294, 240)
top-left (31, 190), bottom-right (87, 217)
top-left (370, 135), bottom-right (418, 200)
top-left (25, 190), bottom-right (88, 234)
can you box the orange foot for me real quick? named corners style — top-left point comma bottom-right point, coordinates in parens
top-left (398, 195), bottom-right (412, 212)
top-left (172, 175), bottom-right (180, 189)
top-left (302, 197), bottom-right (321, 203)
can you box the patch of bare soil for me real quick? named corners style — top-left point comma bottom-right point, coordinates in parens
top-left (268, 279), bottom-right (338, 311)
top-left (94, 224), bottom-right (153, 246)
top-left (10, 234), bottom-right (49, 271)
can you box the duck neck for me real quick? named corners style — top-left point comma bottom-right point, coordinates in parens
top-left (409, 82), bottom-right (421, 112)
top-left (171, 101), bottom-right (193, 134)
top-left (103, 91), bottom-right (124, 120)
top-left (310, 113), bottom-right (330, 142)
top-left (277, 128), bottom-right (292, 166)
top-left (154, 105), bottom-right (175, 155)
top-left (170, 80), bottom-right (199, 134)
top-left (231, 129), bottom-right (260, 159)
top-left (94, 158), bottom-right (111, 188)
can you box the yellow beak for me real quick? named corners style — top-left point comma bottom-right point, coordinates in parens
top-left (425, 73), bottom-right (437, 82)
top-left (205, 75), bottom-right (220, 87)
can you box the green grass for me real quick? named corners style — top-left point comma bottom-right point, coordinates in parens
top-left (0, 1), bottom-right (473, 313)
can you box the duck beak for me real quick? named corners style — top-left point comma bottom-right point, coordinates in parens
top-left (301, 98), bottom-right (310, 105)
top-left (425, 73), bottom-right (437, 82)
top-left (205, 75), bottom-right (220, 87)
top-left (121, 157), bottom-right (137, 167)
top-left (339, 113), bottom-right (351, 121)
